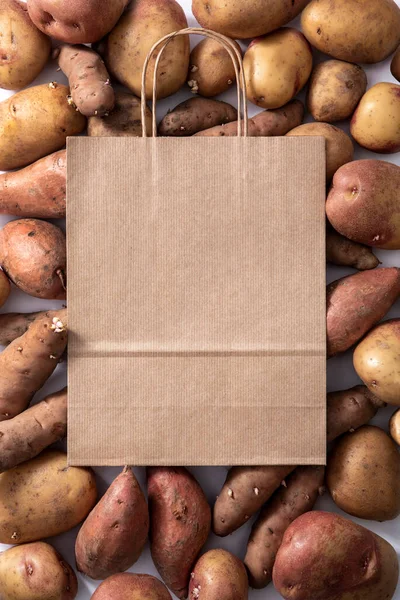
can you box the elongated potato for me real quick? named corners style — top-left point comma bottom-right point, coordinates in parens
top-left (0, 150), bottom-right (66, 219)
top-left (189, 549), bottom-right (248, 600)
top-left (0, 450), bottom-right (97, 544)
top-left (0, 387), bottom-right (67, 472)
top-left (195, 100), bottom-right (304, 137)
top-left (213, 465), bottom-right (295, 536)
top-left (0, 309), bottom-right (67, 421)
top-left (148, 467), bottom-right (211, 599)
top-left (244, 466), bottom-right (325, 588)
top-left (159, 98), bottom-right (237, 136)
top-left (0, 310), bottom-right (47, 345)
top-left (102, 0), bottom-right (189, 100)
top-left (92, 573), bottom-right (172, 600)
top-left (88, 92), bottom-right (152, 137)
top-left (0, 0), bottom-right (51, 90)
top-left (0, 270), bottom-right (10, 308)
top-left (76, 467), bottom-right (149, 580)
top-left (327, 268), bottom-right (400, 358)
top-left (326, 227), bottom-right (380, 271)
top-left (0, 83), bottom-right (86, 170)
top-left (0, 218), bottom-right (66, 299)
top-left (187, 38), bottom-right (241, 97)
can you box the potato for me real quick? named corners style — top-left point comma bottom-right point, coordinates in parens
top-left (244, 466), bottom-right (325, 589)
top-left (301, 0), bottom-right (400, 64)
top-left (0, 310), bottom-right (48, 345)
top-left (0, 310), bottom-right (67, 421)
top-left (159, 98), bottom-right (237, 137)
top-left (26, 0), bottom-right (128, 43)
top-left (101, 0), bottom-right (189, 100)
top-left (327, 426), bottom-right (400, 521)
top-left (0, 0), bottom-right (51, 90)
top-left (0, 150), bottom-right (66, 219)
top-left (391, 47), bottom-right (400, 82)
top-left (243, 28), bottom-right (313, 110)
top-left (0, 82), bottom-right (86, 171)
top-left (76, 467), bottom-right (149, 580)
top-left (326, 268), bottom-right (400, 358)
top-left (0, 218), bottom-right (66, 299)
top-left (0, 270), bottom-right (10, 308)
top-left (192, 0), bottom-right (310, 39)
top-left (147, 467), bottom-right (211, 599)
top-left (56, 45), bottom-right (114, 117)
top-left (307, 60), bottom-right (367, 122)
top-left (0, 541), bottom-right (77, 600)
top-left (92, 573), bottom-right (172, 600)
top-left (213, 465), bottom-right (295, 536)
top-left (189, 549), bottom-right (248, 600)
top-left (390, 409), bottom-right (400, 445)
top-left (0, 450), bottom-right (97, 544)
top-left (273, 511), bottom-right (399, 600)
top-left (195, 100), bottom-right (304, 137)
top-left (354, 319), bottom-right (400, 406)
top-left (187, 38), bottom-right (241, 97)
top-left (326, 227), bottom-right (380, 271)
top-left (88, 92), bottom-right (152, 137)
top-left (350, 83), bottom-right (400, 154)
top-left (326, 160), bottom-right (400, 249)
top-left (327, 385), bottom-right (385, 443)
top-left (287, 122), bottom-right (354, 181)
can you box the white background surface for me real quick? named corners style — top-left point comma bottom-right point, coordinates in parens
top-left (0, 1), bottom-right (400, 598)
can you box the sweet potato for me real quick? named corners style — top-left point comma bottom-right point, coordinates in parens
top-left (0, 150), bottom-right (66, 219)
top-left (213, 465), bottom-right (296, 536)
top-left (244, 466), bottom-right (325, 589)
top-left (327, 385), bottom-right (385, 443)
top-left (147, 467), bottom-right (211, 599)
top-left (195, 99), bottom-right (304, 137)
top-left (0, 309), bottom-right (67, 421)
top-left (327, 267), bottom-right (400, 358)
top-left (158, 98), bottom-right (237, 137)
top-left (326, 227), bottom-right (380, 271)
top-left (0, 269), bottom-right (10, 308)
top-left (0, 311), bottom-right (48, 345)
top-left (0, 387), bottom-right (67, 472)
top-left (76, 466), bottom-right (149, 580)
top-left (91, 573), bottom-right (172, 600)
top-left (189, 549), bottom-right (248, 600)
top-left (56, 44), bottom-right (114, 117)
top-left (0, 218), bottom-right (66, 299)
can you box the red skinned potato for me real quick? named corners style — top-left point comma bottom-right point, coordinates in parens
top-left (0, 150), bottom-right (66, 219)
top-left (26, 0), bottom-right (128, 43)
top-left (0, 218), bottom-right (66, 299)
top-left (0, 310), bottom-right (53, 345)
top-left (76, 467), bottom-right (149, 580)
top-left (91, 573), bottom-right (172, 600)
top-left (326, 227), bottom-right (380, 271)
top-left (244, 466), bottom-right (325, 589)
top-left (273, 511), bottom-right (399, 600)
top-left (189, 549), bottom-right (248, 600)
top-left (147, 467), bottom-right (211, 599)
top-left (213, 465), bottom-right (295, 536)
top-left (326, 268), bottom-right (400, 358)
top-left (0, 270), bottom-right (10, 308)
top-left (0, 309), bottom-right (67, 421)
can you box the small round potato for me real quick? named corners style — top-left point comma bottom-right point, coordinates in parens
top-left (189, 549), bottom-right (248, 600)
top-left (354, 319), bottom-right (400, 406)
top-left (244, 28), bottom-right (313, 110)
top-left (187, 38), bottom-right (241, 97)
top-left (351, 83), bottom-right (400, 154)
top-left (391, 47), bottom-right (400, 82)
top-left (0, 542), bottom-right (77, 600)
top-left (301, 0), bottom-right (400, 64)
top-left (287, 122), bottom-right (354, 181)
top-left (327, 426), bottom-right (400, 521)
top-left (92, 573), bottom-right (172, 600)
top-left (307, 60), bottom-right (367, 122)
top-left (0, 0), bottom-right (51, 90)
top-left (390, 409), bottom-right (400, 445)
top-left (0, 270), bottom-right (10, 308)
top-left (88, 92), bottom-right (152, 137)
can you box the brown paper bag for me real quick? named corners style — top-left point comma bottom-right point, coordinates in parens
top-left (67, 29), bottom-right (326, 467)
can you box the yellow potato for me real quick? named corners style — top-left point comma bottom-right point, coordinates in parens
top-left (102, 0), bottom-right (189, 100)
top-left (244, 28), bottom-right (312, 110)
top-left (307, 60), bottom-right (367, 122)
top-left (301, 0), bottom-right (400, 64)
top-left (0, 450), bottom-right (97, 544)
top-left (0, 270), bottom-right (10, 308)
top-left (0, 82), bottom-right (86, 170)
top-left (351, 83), bottom-right (400, 153)
top-left (188, 38), bottom-right (241, 97)
top-left (354, 319), bottom-right (400, 406)
top-left (0, 0), bottom-right (51, 90)
top-left (390, 409), bottom-right (400, 445)
top-left (286, 122), bottom-right (354, 181)
top-left (391, 47), bottom-right (400, 82)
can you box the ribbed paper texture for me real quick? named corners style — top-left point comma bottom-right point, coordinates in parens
top-left (67, 136), bottom-right (326, 466)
